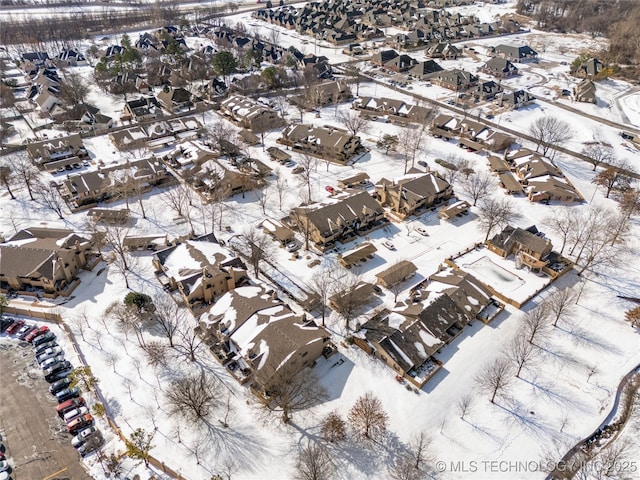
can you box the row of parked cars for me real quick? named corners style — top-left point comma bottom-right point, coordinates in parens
top-left (0, 433), bottom-right (13, 480)
top-left (1, 317), bottom-right (104, 457)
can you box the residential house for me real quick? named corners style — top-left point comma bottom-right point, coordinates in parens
top-left (574, 79), bottom-right (596, 104)
top-left (481, 57), bottom-right (518, 78)
top-left (54, 103), bottom-right (113, 132)
top-left (430, 114), bottom-right (462, 139)
top-left (429, 69), bottom-right (478, 91)
top-left (220, 95), bottom-right (284, 132)
top-left (499, 89), bottom-right (535, 109)
top-left (20, 52), bottom-right (51, 71)
top-left (26, 133), bottom-right (88, 165)
top-left (60, 157), bottom-right (168, 206)
top-left (328, 281), bottom-right (376, 312)
top-left (0, 227), bottom-right (99, 297)
top-left (153, 233), bottom-right (248, 310)
top-left (375, 260), bottom-right (417, 289)
top-left (279, 124), bottom-right (364, 164)
top-left (156, 86), bottom-right (194, 113)
top-left (375, 172), bottom-right (453, 219)
top-left (307, 80), bottom-right (352, 107)
top-left (337, 172), bottom-right (370, 189)
top-left (426, 42), bottom-right (461, 59)
top-left (168, 140), bottom-right (261, 200)
top-left (199, 285), bottom-right (331, 390)
top-left (371, 50), bottom-right (416, 72)
top-left (352, 96), bottom-right (431, 124)
top-left (474, 80), bottom-right (503, 100)
top-left (123, 97), bottom-right (162, 122)
top-left (487, 225), bottom-right (552, 272)
top-left (494, 44), bottom-right (538, 63)
top-left (258, 219), bottom-right (296, 246)
top-left (56, 49), bottom-right (88, 67)
top-left (408, 60), bottom-right (443, 79)
top-left (290, 190), bottom-right (386, 249)
top-left (573, 58), bottom-right (604, 78)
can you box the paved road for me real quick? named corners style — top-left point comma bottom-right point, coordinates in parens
top-left (0, 339), bottom-right (92, 480)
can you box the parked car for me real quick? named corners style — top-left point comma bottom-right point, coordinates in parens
top-left (78, 432), bottom-right (105, 457)
top-left (18, 324), bottom-right (37, 340)
top-left (372, 285), bottom-right (383, 294)
top-left (56, 386), bottom-right (80, 403)
top-left (37, 347), bottom-right (63, 364)
top-left (0, 461), bottom-right (9, 473)
top-left (325, 185), bottom-right (335, 194)
top-left (416, 227), bottom-right (429, 236)
top-left (46, 368), bottom-right (72, 384)
top-left (417, 160), bottom-right (428, 168)
top-left (67, 414), bottom-right (93, 434)
top-left (291, 166), bottom-right (305, 174)
top-left (6, 320), bottom-right (25, 335)
top-left (283, 160), bottom-right (296, 168)
top-left (64, 406), bottom-right (89, 423)
top-left (0, 317), bottom-right (15, 333)
top-left (40, 355), bottom-right (66, 370)
top-left (57, 397), bottom-right (85, 417)
top-left (44, 361), bottom-right (72, 381)
top-left (33, 331), bottom-right (56, 347)
top-left (49, 377), bottom-right (72, 395)
top-left (25, 326), bottom-right (49, 343)
top-left (286, 242), bottom-right (300, 252)
top-left (381, 240), bottom-right (395, 250)
top-left (71, 426), bottom-right (98, 447)
top-left (35, 340), bottom-right (58, 355)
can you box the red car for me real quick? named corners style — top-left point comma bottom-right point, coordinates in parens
top-left (57, 397), bottom-right (85, 417)
top-left (5, 319), bottom-right (25, 335)
top-left (67, 414), bottom-right (94, 434)
top-left (325, 185), bottom-right (335, 194)
top-left (25, 325), bottom-right (49, 343)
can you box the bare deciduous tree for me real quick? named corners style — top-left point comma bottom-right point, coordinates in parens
top-left (0, 163), bottom-right (16, 199)
top-left (547, 288), bottom-right (577, 327)
top-left (523, 303), bottom-right (551, 345)
top-left (389, 454), bottom-right (424, 480)
top-left (348, 392), bottom-right (389, 441)
top-left (174, 316), bottom-right (203, 362)
top-left (59, 71), bottom-right (90, 105)
top-left (591, 158), bottom-right (634, 198)
top-left (409, 431), bottom-right (432, 470)
top-left (295, 442), bottom-right (335, 480)
top-left (297, 155), bottom-right (316, 203)
top-left (507, 332), bottom-right (539, 378)
top-left (35, 180), bottom-right (66, 219)
top-left (152, 294), bottom-right (185, 347)
top-left (329, 273), bottom-right (367, 332)
top-left (474, 357), bottom-right (514, 403)
top-left (321, 411), bottom-right (346, 442)
top-left (255, 184), bottom-right (270, 215)
top-left (582, 143), bottom-right (613, 171)
top-left (545, 208), bottom-right (576, 254)
top-left (309, 265), bottom-right (335, 327)
top-left (13, 155), bottom-right (40, 200)
top-left (238, 228), bottom-right (273, 278)
top-left (143, 341), bottom-right (169, 368)
top-left (274, 171), bottom-right (288, 210)
top-left (165, 370), bottom-right (220, 422)
top-left (259, 364), bottom-right (328, 424)
top-left (461, 171), bottom-right (493, 206)
top-left (99, 224), bottom-right (134, 288)
top-left (337, 110), bottom-right (369, 136)
top-left (528, 116), bottom-right (572, 158)
top-left (457, 393), bottom-right (474, 420)
top-left (477, 197), bottom-right (521, 242)
top-left (398, 126), bottom-right (425, 174)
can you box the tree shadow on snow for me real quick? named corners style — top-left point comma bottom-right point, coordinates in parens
top-left (495, 395), bottom-right (558, 442)
top-left (518, 374), bottom-right (590, 413)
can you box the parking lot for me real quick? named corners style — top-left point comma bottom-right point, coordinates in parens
top-left (0, 339), bottom-right (92, 480)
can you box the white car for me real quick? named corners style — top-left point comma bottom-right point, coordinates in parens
top-left (416, 227), bottom-right (429, 236)
top-left (382, 240), bottom-right (395, 250)
top-left (36, 347), bottom-right (63, 364)
top-left (71, 426), bottom-right (98, 448)
top-left (64, 406), bottom-right (89, 423)
top-left (40, 355), bottom-right (65, 369)
top-left (0, 461), bottom-right (8, 473)
top-left (286, 242), bottom-right (300, 252)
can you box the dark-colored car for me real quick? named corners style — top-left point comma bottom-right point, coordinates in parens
top-left (57, 397), bottom-right (85, 417)
top-left (56, 386), bottom-right (81, 403)
top-left (44, 361), bottom-right (73, 382)
top-left (0, 317), bottom-right (15, 333)
top-left (67, 414), bottom-right (93, 434)
top-left (34, 340), bottom-right (58, 355)
top-left (25, 325), bottom-right (49, 343)
top-left (49, 377), bottom-right (72, 395)
top-left (5, 320), bottom-right (25, 335)
top-left (33, 331), bottom-right (56, 347)
top-left (46, 368), bottom-right (72, 384)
